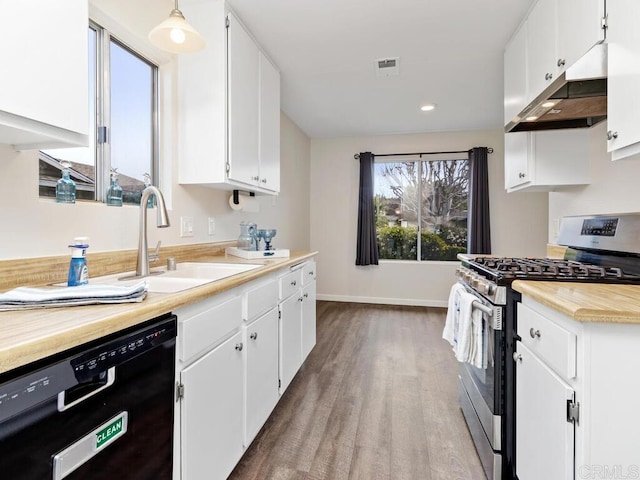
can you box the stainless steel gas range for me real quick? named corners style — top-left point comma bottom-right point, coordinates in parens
top-left (454, 213), bottom-right (640, 480)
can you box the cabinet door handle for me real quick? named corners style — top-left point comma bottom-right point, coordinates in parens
top-left (250, 332), bottom-right (258, 340)
top-left (291, 280), bottom-right (297, 286)
top-left (545, 72), bottom-right (553, 80)
top-left (261, 178), bottom-right (267, 184)
top-left (518, 172), bottom-right (526, 178)
top-left (303, 293), bottom-right (308, 298)
top-left (557, 58), bottom-right (566, 67)
top-left (235, 342), bottom-right (244, 351)
top-left (309, 271), bottom-right (314, 276)
top-left (607, 130), bottom-right (619, 140)
top-left (298, 296), bottom-right (304, 302)
top-left (252, 175), bottom-right (260, 181)
top-left (529, 328), bottom-right (541, 339)
top-left (513, 352), bottom-right (523, 363)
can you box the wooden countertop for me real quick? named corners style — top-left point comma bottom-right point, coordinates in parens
top-left (512, 280), bottom-right (640, 325)
top-left (0, 251), bottom-right (317, 375)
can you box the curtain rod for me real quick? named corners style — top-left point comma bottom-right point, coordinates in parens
top-left (353, 147), bottom-right (493, 160)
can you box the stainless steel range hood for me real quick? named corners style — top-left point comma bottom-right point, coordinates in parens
top-left (505, 43), bottom-right (607, 133)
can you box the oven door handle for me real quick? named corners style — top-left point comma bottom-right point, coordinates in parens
top-left (57, 367), bottom-right (116, 412)
top-left (471, 301), bottom-right (493, 316)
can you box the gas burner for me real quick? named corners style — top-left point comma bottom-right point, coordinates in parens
top-left (468, 256), bottom-right (636, 283)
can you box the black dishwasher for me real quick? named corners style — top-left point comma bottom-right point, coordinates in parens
top-left (0, 313), bottom-right (177, 480)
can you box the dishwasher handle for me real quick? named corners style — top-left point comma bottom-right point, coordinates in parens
top-left (57, 367), bottom-right (116, 413)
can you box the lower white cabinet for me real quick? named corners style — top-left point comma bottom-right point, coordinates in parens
top-left (515, 297), bottom-right (640, 479)
top-left (174, 257), bottom-right (317, 479)
top-left (515, 341), bottom-right (575, 480)
top-left (301, 280), bottom-right (317, 360)
top-left (279, 292), bottom-right (303, 394)
top-left (180, 330), bottom-right (244, 480)
top-left (244, 307), bottom-right (279, 446)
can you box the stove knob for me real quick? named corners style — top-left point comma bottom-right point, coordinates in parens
top-left (455, 267), bottom-right (464, 278)
top-left (486, 283), bottom-right (495, 295)
top-left (477, 281), bottom-right (489, 294)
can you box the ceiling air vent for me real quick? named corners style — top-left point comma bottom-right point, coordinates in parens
top-left (375, 57), bottom-right (400, 76)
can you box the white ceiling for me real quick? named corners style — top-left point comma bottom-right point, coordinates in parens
top-left (226, 0), bottom-right (535, 139)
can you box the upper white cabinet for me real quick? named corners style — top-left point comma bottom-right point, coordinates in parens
top-left (504, 22), bottom-right (528, 126)
top-left (606, 0), bottom-right (640, 161)
top-left (504, 129), bottom-right (590, 192)
top-left (526, 0), bottom-right (558, 101)
top-left (504, 0), bottom-right (605, 123)
top-left (0, 0), bottom-right (89, 150)
top-left (178, 2), bottom-right (281, 194)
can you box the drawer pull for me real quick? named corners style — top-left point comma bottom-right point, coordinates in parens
top-left (309, 271), bottom-right (314, 275)
top-left (235, 343), bottom-right (243, 351)
top-left (291, 280), bottom-right (297, 286)
top-left (303, 293), bottom-right (308, 298)
top-left (529, 328), bottom-right (541, 339)
top-left (250, 332), bottom-right (258, 340)
top-left (513, 352), bottom-right (523, 363)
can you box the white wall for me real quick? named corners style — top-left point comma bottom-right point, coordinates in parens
top-left (0, 0), bottom-right (311, 260)
top-left (548, 122), bottom-right (640, 242)
top-left (310, 130), bottom-right (548, 307)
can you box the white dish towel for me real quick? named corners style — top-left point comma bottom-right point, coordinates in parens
top-left (443, 283), bottom-right (487, 368)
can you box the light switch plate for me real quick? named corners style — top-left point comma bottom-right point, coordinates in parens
top-left (180, 216), bottom-right (194, 237)
top-left (208, 217), bottom-right (216, 235)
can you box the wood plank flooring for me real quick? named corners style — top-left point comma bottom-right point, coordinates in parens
top-left (229, 301), bottom-right (486, 480)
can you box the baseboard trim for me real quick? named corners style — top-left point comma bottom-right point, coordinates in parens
top-left (316, 294), bottom-right (447, 308)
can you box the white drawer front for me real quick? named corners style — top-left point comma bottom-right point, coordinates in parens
top-left (517, 302), bottom-right (577, 379)
top-left (279, 270), bottom-right (302, 300)
top-left (179, 295), bottom-right (242, 364)
top-left (245, 279), bottom-right (278, 322)
top-left (302, 261), bottom-right (316, 285)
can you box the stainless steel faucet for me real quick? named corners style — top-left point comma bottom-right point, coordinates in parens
top-left (135, 185), bottom-right (170, 277)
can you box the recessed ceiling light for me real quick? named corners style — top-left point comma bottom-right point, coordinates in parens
top-left (525, 115), bottom-right (539, 121)
top-left (542, 101), bottom-right (557, 108)
top-left (420, 104), bottom-right (437, 112)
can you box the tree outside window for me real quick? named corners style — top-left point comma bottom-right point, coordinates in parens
top-left (374, 158), bottom-right (469, 261)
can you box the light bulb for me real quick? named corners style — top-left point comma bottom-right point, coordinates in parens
top-left (170, 28), bottom-right (186, 44)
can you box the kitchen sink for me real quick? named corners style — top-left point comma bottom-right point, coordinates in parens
top-left (61, 262), bottom-right (262, 293)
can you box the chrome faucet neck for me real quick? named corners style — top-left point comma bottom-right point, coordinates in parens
top-left (136, 185), bottom-right (170, 277)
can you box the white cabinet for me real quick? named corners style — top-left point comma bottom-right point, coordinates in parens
top-left (515, 343), bottom-right (575, 480)
top-left (557, 0), bottom-right (605, 74)
top-left (244, 307), bottom-right (279, 446)
top-left (258, 51), bottom-right (281, 192)
top-left (0, 0), bottom-right (88, 150)
top-left (174, 258), bottom-right (316, 479)
top-left (504, 22), bottom-right (528, 126)
top-left (180, 330), bottom-right (244, 480)
top-left (278, 261), bottom-right (317, 394)
top-left (504, 129), bottom-right (590, 192)
top-left (606, 0), bottom-right (640, 161)
top-left (175, 293), bottom-right (244, 480)
top-left (526, 0), bottom-right (558, 101)
top-left (278, 290), bottom-right (303, 394)
top-left (178, 2), bottom-right (280, 194)
top-left (515, 297), bottom-right (640, 479)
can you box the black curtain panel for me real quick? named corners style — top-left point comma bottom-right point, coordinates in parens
top-left (468, 147), bottom-right (492, 254)
top-left (355, 152), bottom-right (379, 266)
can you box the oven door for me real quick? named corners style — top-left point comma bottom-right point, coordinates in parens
top-left (456, 287), bottom-right (504, 480)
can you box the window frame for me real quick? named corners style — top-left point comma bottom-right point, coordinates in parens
top-left (374, 154), bottom-right (469, 262)
top-left (93, 21), bottom-right (160, 203)
top-left (39, 21), bottom-right (160, 204)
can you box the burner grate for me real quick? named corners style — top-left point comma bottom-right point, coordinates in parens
top-left (470, 257), bottom-right (631, 281)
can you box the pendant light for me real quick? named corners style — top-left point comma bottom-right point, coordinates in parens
top-left (148, 0), bottom-right (206, 54)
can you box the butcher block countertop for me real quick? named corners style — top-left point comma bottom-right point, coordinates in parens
top-left (0, 250), bottom-right (317, 375)
top-left (513, 280), bottom-right (640, 325)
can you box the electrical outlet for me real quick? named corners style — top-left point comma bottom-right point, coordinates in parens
top-left (180, 216), bottom-right (194, 237)
top-left (208, 217), bottom-right (216, 235)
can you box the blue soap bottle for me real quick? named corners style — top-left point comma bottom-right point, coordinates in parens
top-left (68, 237), bottom-right (90, 286)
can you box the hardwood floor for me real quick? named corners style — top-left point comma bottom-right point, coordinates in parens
top-left (229, 301), bottom-right (486, 480)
